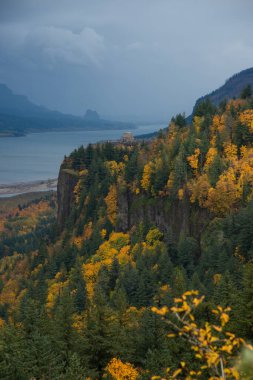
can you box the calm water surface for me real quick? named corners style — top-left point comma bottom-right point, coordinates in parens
top-left (0, 124), bottom-right (166, 185)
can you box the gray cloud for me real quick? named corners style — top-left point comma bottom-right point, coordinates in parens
top-left (0, 0), bottom-right (253, 121)
top-left (0, 24), bottom-right (105, 68)
top-left (24, 26), bottom-right (105, 68)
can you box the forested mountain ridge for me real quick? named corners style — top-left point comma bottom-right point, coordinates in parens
top-left (139, 67), bottom-right (253, 140)
top-left (0, 84), bottom-right (135, 136)
top-left (0, 88), bottom-right (253, 378)
top-left (193, 67), bottom-right (253, 111)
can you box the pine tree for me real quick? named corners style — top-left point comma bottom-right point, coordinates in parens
top-left (171, 266), bottom-right (187, 296)
top-left (52, 288), bottom-right (77, 369)
top-left (69, 257), bottom-right (87, 313)
top-left (234, 263), bottom-right (253, 338)
top-left (240, 84), bottom-right (252, 99)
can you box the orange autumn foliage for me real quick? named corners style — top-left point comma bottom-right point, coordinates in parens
top-left (187, 174), bottom-right (211, 207)
top-left (83, 232), bottom-right (131, 298)
top-left (73, 222), bottom-right (93, 249)
top-left (141, 162), bottom-right (153, 191)
top-left (239, 109), bottom-right (253, 132)
top-left (105, 184), bottom-right (118, 226)
top-left (152, 290), bottom-right (253, 380)
top-left (205, 168), bottom-right (240, 215)
top-left (204, 147), bottom-right (218, 170)
top-left (178, 188), bottom-right (184, 200)
top-left (46, 272), bottom-right (69, 311)
top-left (106, 160), bottom-right (125, 176)
top-left (224, 142), bottom-right (238, 164)
top-left (105, 358), bottom-right (139, 380)
top-left (0, 199), bottom-right (54, 235)
top-left (187, 148), bottom-right (200, 175)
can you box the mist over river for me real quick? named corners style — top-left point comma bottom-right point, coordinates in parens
top-left (0, 124), bottom-right (165, 185)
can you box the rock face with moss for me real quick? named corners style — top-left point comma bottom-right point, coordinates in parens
top-left (57, 162), bottom-right (79, 230)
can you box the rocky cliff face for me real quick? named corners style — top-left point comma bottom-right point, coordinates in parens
top-left (117, 191), bottom-right (209, 243)
top-left (57, 165), bottom-right (209, 244)
top-left (57, 166), bottom-right (79, 230)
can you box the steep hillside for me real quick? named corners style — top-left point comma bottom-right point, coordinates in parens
top-left (138, 67), bottom-right (253, 140)
top-left (0, 84), bottom-right (51, 117)
top-left (0, 90), bottom-right (253, 378)
top-left (194, 67), bottom-right (253, 109)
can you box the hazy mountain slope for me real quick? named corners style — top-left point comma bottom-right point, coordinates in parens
top-left (137, 67), bottom-right (253, 140)
top-left (193, 67), bottom-right (253, 109)
top-left (0, 84), bottom-right (135, 136)
top-left (0, 84), bottom-right (61, 118)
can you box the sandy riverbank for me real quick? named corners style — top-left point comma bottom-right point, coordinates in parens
top-left (0, 178), bottom-right (57, 197)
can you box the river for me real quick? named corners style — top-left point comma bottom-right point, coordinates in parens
top-left (0, 123), bottom-right (166, 186)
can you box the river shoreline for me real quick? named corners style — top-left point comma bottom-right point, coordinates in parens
top-left (0, 178), bottom-right (57, 197)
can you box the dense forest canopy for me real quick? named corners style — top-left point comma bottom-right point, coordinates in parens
top-left (1, 87), bottom-right (253, 378)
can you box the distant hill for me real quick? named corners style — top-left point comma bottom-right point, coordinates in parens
top-left (137, 67), bottom-right (253, 140)
top-left (84, 109), bottom-right (100, 121)
top-left (0, 84), bottom-right (62, 119)
top-left (193, 67), bottom-right (253, 111)
top-left (0, 84), bottom-right (135, 137)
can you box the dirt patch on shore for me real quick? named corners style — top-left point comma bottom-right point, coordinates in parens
top-left (0, 178), bottom-right (57, 197)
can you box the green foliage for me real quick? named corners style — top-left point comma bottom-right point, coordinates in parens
top-left (1, 95), bottom-right (253, 377)
top-left (171, 113), bottom-right (186, 127)
top-left (240, 84), bottom-right (252, 99)
top-left (146, 227), bottom-right (163, 246)
top-left (193, 97), bottom-right (217, 118)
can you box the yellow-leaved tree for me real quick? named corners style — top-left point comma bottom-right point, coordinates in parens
top-left (151, 290), bottom-right (253, 380)
top-left (104, 358), bottom-right (139, 380)
top-left (206, 168), bottom-right (240, 215)
top-left (105, 184), bottom-right (118, 226)
top-left (141, 162), bottom-right (153, 192)
top-left (187, 148), bottom-right (201, 176)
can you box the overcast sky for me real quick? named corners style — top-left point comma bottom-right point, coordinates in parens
top-left (0, 0), bottom-right (253, 122)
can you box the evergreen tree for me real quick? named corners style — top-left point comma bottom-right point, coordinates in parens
top-left (52, 288), bottom-right (77, 369)
top-left (69, 257), bottom-right (87, 313)
top-left (240, 84), bottom-right (252, 99)
top-left (235, 263), bottom-right (253, 338)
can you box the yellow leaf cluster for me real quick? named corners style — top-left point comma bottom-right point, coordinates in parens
top-left (178, 188), bottom-right (184, 200)
top-left (187, 174), bottom-right (211, 207)
top-left (73, 236), bottom-right (83, 249)
top-left (224, 143), bottom-right (238, 164)
top-left (211, 115), bottom-right (225, 135)
top-left (105, 357), bottom-right (139, 380)
top-left (100, 228), bottom-right (107, 239)
top-left (204, 147), bottom-right (218, 170)
top-left (46, 275), bottom-right (69, 311)
top-left (106, 160), bottom-right (125, 176)
top-left (84, 232), bottom-right (130, 298)
top-left (79, 169), bottom-right (88, 176)
top-left (239, 109), bottom-right (253, 132)
top-left (105, 184), bottom-right (118, 226)
top-left (188, 142), bottom-right (253, 214)
top-left (205, 168), bottom-right (240, 215)
top-left (187, 148), bottom-right (200, 175)
top-left (73, 222), bottom-right (93, 249)
top-left (141, 162), bottom-right (153, 191)
top-left (73, 179), bottom-right (82, 204)
top-left (151, 290), bottom-right (250, 380)
top-left (166, 172), bottom-right (175, 191)
top-left (226, 98), bottom-right (245, 111)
